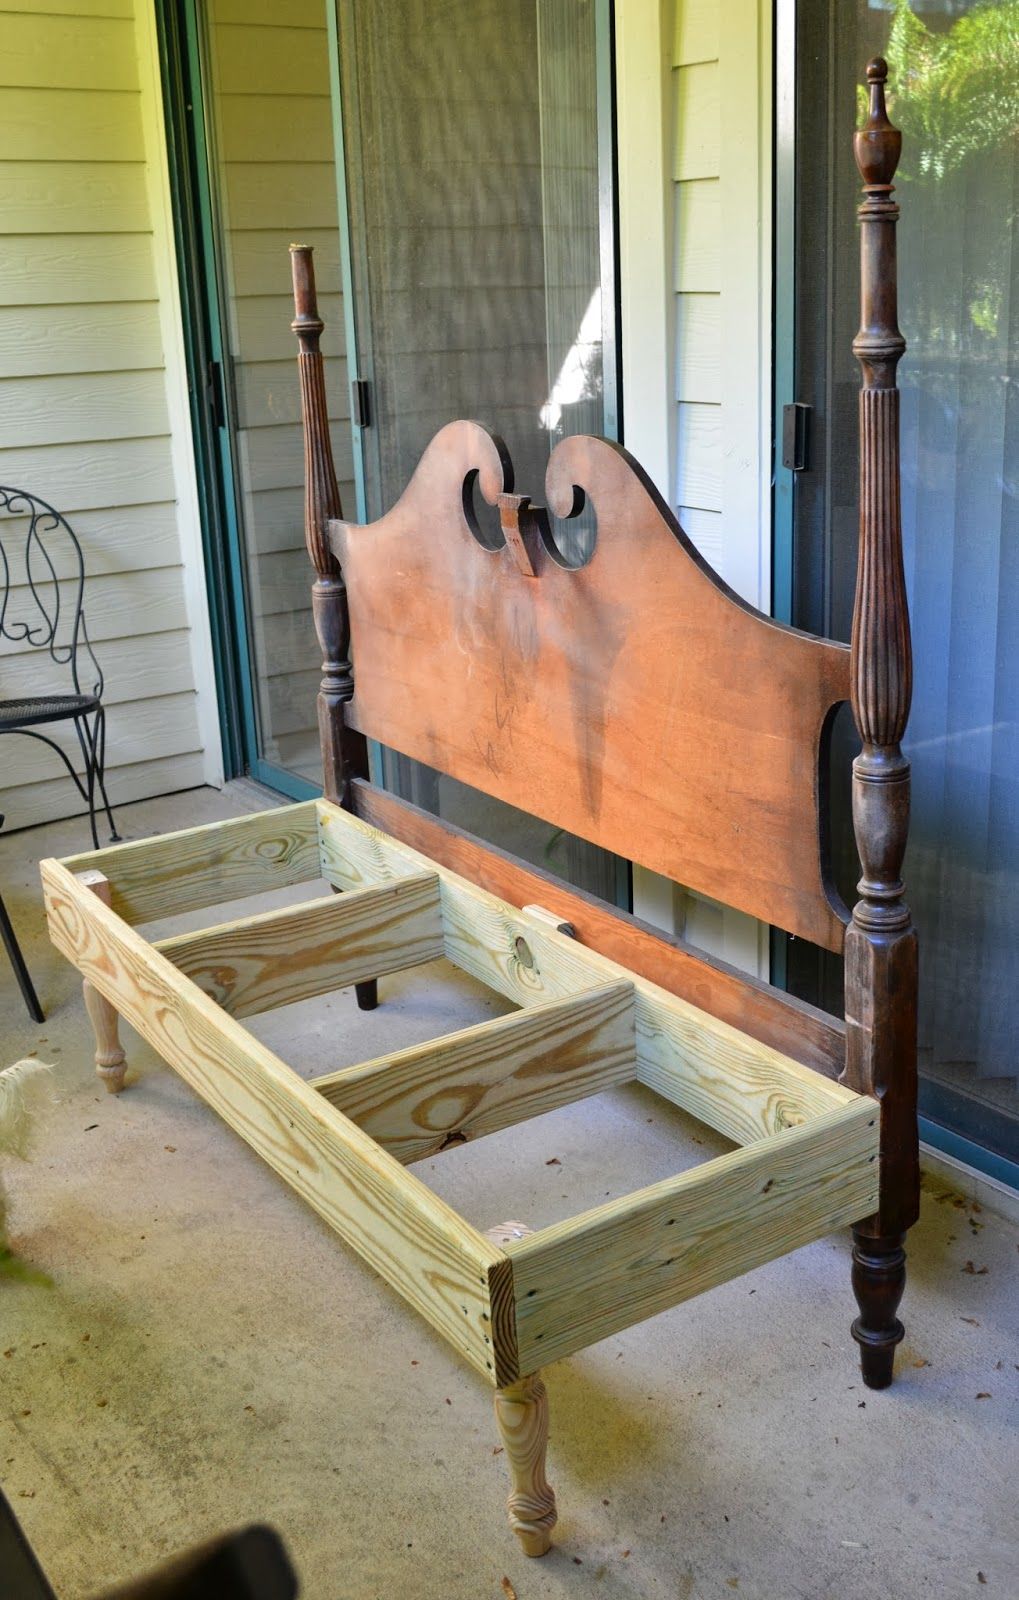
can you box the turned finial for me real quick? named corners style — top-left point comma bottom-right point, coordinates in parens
top-left (289, 244), bottom-right (341, 579)
top-left (854, 59), bottom-right (901, 190)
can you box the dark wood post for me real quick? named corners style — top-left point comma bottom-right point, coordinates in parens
top-left (290, 244), bottom-right (377, 1011)
top-left (843, 59), bottom-right (919, 1388)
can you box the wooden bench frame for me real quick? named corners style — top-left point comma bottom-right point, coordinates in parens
top-left (43, 61), bottom-right (918, 1558)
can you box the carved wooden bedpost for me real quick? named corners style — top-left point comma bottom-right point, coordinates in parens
top-left (843, 59), bottom-right (919, 1389)
top-left (290, 244), bottom-right (377, 1011)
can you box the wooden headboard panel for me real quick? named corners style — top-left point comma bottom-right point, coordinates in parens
top-left (325, 423), bottom-right (850, 952)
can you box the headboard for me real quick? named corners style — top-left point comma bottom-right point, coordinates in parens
top-left (327, 425), bottom-right (849, 951)
top-left (289, 56), bottom-right (913, 975)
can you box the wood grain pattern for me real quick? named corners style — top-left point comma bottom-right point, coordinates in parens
top-left (506, 1097), bottom-right (880, 1371)
top-left (312, 982), bottom-right (636, 1163)
top-left (843, 58), bottom-right (918, 1388)
top-left (492, 1374), bottom-right (557, 1557)
top-left (78, 870), bottom-right (127, 1094)
top-left (317, 801), bottom-right (854, 1142)
top-left (60, 801), bottom-right (320, 925)
top-left (330, 426), bottom-right (850, 948)
top-left (156, 874), bottom-right (443, 1019)
top-left (351, 781), bottom-right (846, 1078)
top-left (41, 857), bottom-right (506, 1381)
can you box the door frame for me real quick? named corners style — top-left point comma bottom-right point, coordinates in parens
top-left (156, 0), bottom-right (323, 803)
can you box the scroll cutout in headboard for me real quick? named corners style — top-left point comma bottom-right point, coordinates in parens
top-left (328, 422), bottom-right (851, 952)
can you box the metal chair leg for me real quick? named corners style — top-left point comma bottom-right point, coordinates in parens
top-left (93, 706), bottom-right (120, 841)
top-left (0, 890), bottom-right (44, 1024)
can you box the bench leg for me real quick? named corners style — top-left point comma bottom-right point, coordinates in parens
top-left (83, 979), bottom-right (127, 1095)
top-left (851, 1228), bottom-right (906, 1389)
top-left (494, 1372), bottom-right (557, 1557)
top-left (78, 870), bottom-right (127, 1094)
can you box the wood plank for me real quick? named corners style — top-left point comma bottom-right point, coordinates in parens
top-left (349, 782), bottom-right (846, 1079)
top-left (237, 419), bottom-right (354, 496)
top-left (8, 1), bottom-right (132, 17)
top-left (59, 801), bottom-right (320, 925)
top-left (0, 749), bottom-right (207, 836)
top-left (312, 982), bottom-right (637, 1163)
top-left (0, 233), bottom-right (155, 306)
top-left (675, 293), bottom-right (720, 405)
top-left (2, 86), bottom-right (142, 163)
top-left (227, 228), bottom-right (340, 299)
top-left (0, 438), bottom-right (173, 513)
top-left (231, 292), bottom-right (344, 365)
top-left (673, 62), bottom-right (720, 181)
top-left (0, 162), bottom-right (148, 234)
top-left (506, 1098), bottom-right (880, 1371)
top-left (0, 501), bottom-right (184, 583)
top-left (673, 0), bottom-right (719, 66)
top-left (156, 874), bottom-right (443, 1018)
top-left (0, 369), bottom-right (168, 448)
top-left (212, 0), bottom-right (324, 27)
top-left (0, 626), bottom-right (195, 708)
top-left (675, 400), bottom-right (721, 511)
top-left (210, 22), bottom-right (330, 96)
top-left (221, 161), bottom-right (337, 233)
top-left (216, 92), bottom-right (334, 164)
top-left (40, 858), bottom-right (506, 1382)
top-left (674, 177), bottom-right (720, 294)
top-left (0, 303), bottom-right (161, 377)
top-left (235, 356), bottom-right (348, 430)
top-left (0, 12), bottom-right (136, 91)
top-left (318, 802), bottom-right (852, 1144)
top-left (1, 689), bottom-right (201, 792)
top-left (0, 566), bottom-right (188, 650)
top-left (676, 506), bottom-right (724, 567)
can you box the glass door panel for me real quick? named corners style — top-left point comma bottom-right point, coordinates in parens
top-left (785, 0), bottom-right (1019, 1171)
top-left (336, 0), bottom-right (626, 905)
top-left (200, 0), bottom-right (345, 790)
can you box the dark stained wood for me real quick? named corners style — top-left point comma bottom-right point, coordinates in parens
top-left (329, 424), bottom-right (851, 951)
top-left (842, 59), bottom-right (919, 1386)
top-left (290, 244), bottom-right (376, 1011)
top-left (352, 778), bottom-right (846, 1079)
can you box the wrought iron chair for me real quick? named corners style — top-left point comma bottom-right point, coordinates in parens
top-left (0, 486), bottom-right (119, 851)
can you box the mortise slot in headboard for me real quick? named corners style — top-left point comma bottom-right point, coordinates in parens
top-left (328, 421), bottom-right (851, 952)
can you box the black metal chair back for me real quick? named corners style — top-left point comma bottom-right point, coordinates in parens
top-left (0, 486), bottom-right (118, 853)
top-left (0, 486), bottom-right (103, 700)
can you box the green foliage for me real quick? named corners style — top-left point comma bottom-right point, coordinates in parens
top-left (870, 0), bottom-right (1019, 179)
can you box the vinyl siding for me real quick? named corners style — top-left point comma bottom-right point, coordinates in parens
top-left (0, 1), bottom-right (209, 833)
top-left (671, 0), bottom-right (768, 611)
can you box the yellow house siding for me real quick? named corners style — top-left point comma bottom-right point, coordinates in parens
top-left (673, 8), bottom-right (723, 569)
top-left (0, 1), bottom-right (208, 833)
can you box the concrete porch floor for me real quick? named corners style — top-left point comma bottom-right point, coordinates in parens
top-left (1, 785), bottom-right (1015, 1600)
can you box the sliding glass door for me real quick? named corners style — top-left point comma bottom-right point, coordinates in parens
top-left (335, 0), bottom-right (625, 903)
top-left (778, 0), bottom-right (1019, 1177)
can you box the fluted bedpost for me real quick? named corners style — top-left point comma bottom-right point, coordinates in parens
top-left (843, 59), bottom-right (919, 1389)
top-left (291, 245), bottom-right (377, 1011)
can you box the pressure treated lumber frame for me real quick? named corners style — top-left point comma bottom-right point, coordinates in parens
top-left (43, 797), bottom-right (879, 1385)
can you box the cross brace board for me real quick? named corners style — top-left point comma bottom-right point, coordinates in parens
top-left (42, 798), bottom-right (879, 1389)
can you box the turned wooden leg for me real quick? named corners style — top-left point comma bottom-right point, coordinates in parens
top-left (83, 978), bottom-right (127, 1094)
top-left (486, 1220), bottom-right (557, 1556)
top-left (493, 1372), bottom-right (557, 1557)
top-left (77, 869), bottom-right (128, 1093)
top-left (851, 1229), bottom-right (906, 1389)
top-left (355, 979), bottom-right (378, 1011)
